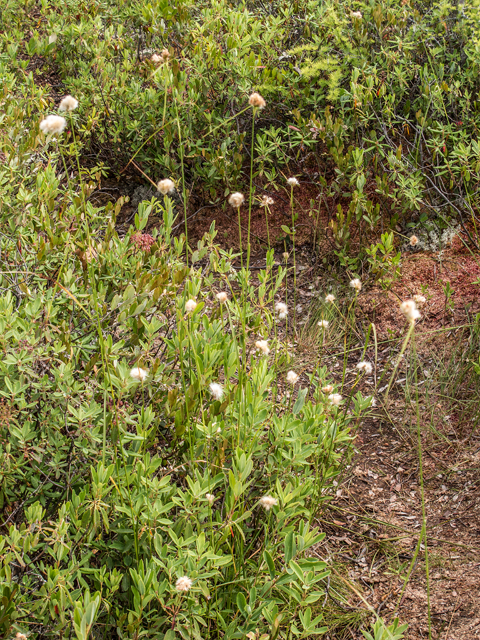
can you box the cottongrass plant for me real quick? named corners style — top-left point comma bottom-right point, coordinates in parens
top-left (130, 367), bottom-right (148, 382)
top-left (175, 576), bottom-right (193, 592)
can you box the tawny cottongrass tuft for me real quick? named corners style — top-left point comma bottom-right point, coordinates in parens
top-left (48, 34), bottom-right (57, 44)
top-left (325, 294), bottom-right (335, 303)
top-left (322, 384), bottom-right (334, 393)
top-left (228, 192), bottom-right (244, 208)
top-left (356, 361), bottom-right (373, 375)
top-left (328, 393), bottom-right (342, 405)
top-left (16, 634), bottom-right (27, 640)
top-left (286, 370), bottom-right (299, 385)
top-left (249, 92), bottom-right (266, 109)
top-left (318, 320), bottom-right (329, 329)
top-left (275, 301), bottom-right (288, 320)
top-left (185, 299), bottom-right (197, 312)
top-left (59, 95), bottom-right (78, 112)
top-left (287, 177), bottom-right (299, 187)
top-left (175, 576), bottom-right (192, 592)
top-left (216, 291), bottom-right (228, 303)
top-left (157, 179), bottom-right (175, 195)
top-left (351, 11), bottom-right (362, 18)
top-left (413, 294), bottom-right (426, 304)
top-left (410, 235), bottom-right (419, 247)
top-left (161, 48), bottom-right (170, 61)
top-left (205, 493), bottom-right (215, 506)
top-left (259, 495), bottom-right (277, 511)
top-left (209, 382), bottom-right (224, 401)
top-left (255, 340), bottom-right (270, 355)
top-left (260, 195), bottom-right (274, 206)
top-left (400, 299), bottom-right (421, 322)
top-left (151, 53), bottom-right (162, 63)
top-left (350, 278), bottom-right (362, 292)
top-left (40, 115), bottom-right (66, 135)
top-left (130, 367), bottom-right (148, 382)
top-left (282, 252), bottom-right (289, 261)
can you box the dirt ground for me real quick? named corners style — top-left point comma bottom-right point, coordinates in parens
top-left (288, 237), bottom-right (480, 638)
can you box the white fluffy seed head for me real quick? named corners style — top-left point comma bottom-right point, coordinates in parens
top-left (228, 192), bottom-right (244, 208)
top-left (410, 235), bottom-right (419, 246)
top-left (185, 299), bottom-right (197, 313)
top-left (260, 195), bottom-right (274, 206)
top-left (275, 302), bottom-right (288, 319)
top-left (357, 361), bottom-right (373, 375)
top-left (286, 370), bottom-right (299, 385)
top-left (59, 95), bottom-right (78, 112)
top-left (328, 393), bottom-right (342, 405)
top-left (206, 493), bottom-right (215, 506)
top-left (40, 115), bottom-right (66, 135)
top-left (157, 179), bottom-right (175, 195)
top-left (175, 576), bottom-right (192, 592)
top-left (151, 53), bottom-right (162, 63)
top-left (287, 177), bottom-right (299, 187)
top-left (209, 382), bottom-right (224, 401)
top-left (352, 11), bottom-right (362, 18)
top-left (318, 320), bottom-right (329, 329)
top-left (216, 292), bottom-right (228, 303)
top-left (349, 278), bottom-right (362, 292)
top-left (400, 299), bottom-right (421, 322)
top-left (259, 495), bottom-right (277, 511)
top-left (413, 294), bottom-right (426, 304)
top-left (322, 384), bottom-right (334, 393)
top-left (325, 294), bottom-right (335, 303)
top-left (161, 48), bottom-right (170, 61)
top-left (130, 367), bottom-right (148, 382)
top-left (249, 92), bottom-right (266, 109)
top-left (255, 340), bottom-right (270, 355)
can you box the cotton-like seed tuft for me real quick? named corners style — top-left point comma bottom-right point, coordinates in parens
top-left (175, 576), bottom-right (192, 592)
top-left (216, 292), bottom-right (228, 303)
top-left (157, 179), bottom-right (175, 195)
top-left (410, 235), bottom-right (419, 246)
top-left (275, 301), bottom-right (288, 320)
top-left (349, 278), bottom-right (362, 292)
top-left (413, 294), bottom-right (426, 304)
top-left (328, 393), bottom-right (342, 405)
top-left (59, 95), bottom-right (78, 112)
top-left (260, 195), bottom-right (274, 206)
top-left (286, 370), bottom-right (299, 385)
top-left (185, 299), bottom-right (197, 312)
top-left (130, 367), bottom-right (148, 382)
top-left (357, 361), bottom-right (373, 375)
top-left (287, 177), bottom-right (299, 187)
top-left (259, 495), bottom-right (278, 511)
top-left (318, 320), bottom-right (329, 329)
top-left (255, 340), bottom-right (270, 355)
top-left (322, 384), bottom-right (334, 393)
top-left (400, 299), bottom-right (421, 322)
top-left (325, 294), bottom-right (335, 303)
top-left (40, 115), bottom-right (66, 135)
top-left (249, 92), bottom-right (266, 109)
top-left (228, 192), bottom-right (244, 208)
top-left (206, 493), bottom-right (215, 506)
top-left (209, 382), bottom-right (224, 401)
